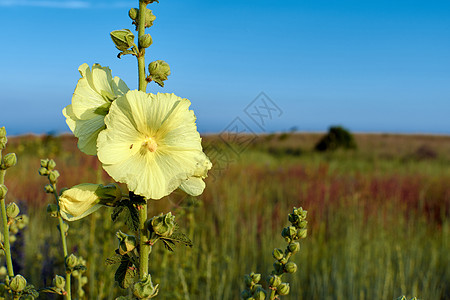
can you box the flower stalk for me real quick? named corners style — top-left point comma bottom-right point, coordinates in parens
top-left (0, 166), bottom-right (14, 278)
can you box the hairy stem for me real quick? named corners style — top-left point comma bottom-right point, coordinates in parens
top-left (0, 167), bottom-right (14, 278)
top-left (53, 184), bottom-right (71, 300)
top-left (137, 0), bottom-right (148, 92)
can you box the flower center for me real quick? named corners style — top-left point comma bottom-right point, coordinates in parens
top-left (142, 136), bottom-right (158, 153)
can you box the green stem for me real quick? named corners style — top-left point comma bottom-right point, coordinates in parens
top-left (269, 288), bottom-right (277, 300)
top-left (137, 0), bottom-right (148, 92)
top-left (0, 165), bottom-right (14, 278)
top-left (53, 184), bottom-right (71, 300)
top-left (138, 205), bottom-right (149, 277)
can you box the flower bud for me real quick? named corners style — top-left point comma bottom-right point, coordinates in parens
top-left (240, 289), bottom-right (252, 299)
top-left (133, 274), bottom-right (159, 299)
top-left (110, 29), bottom-right (135, 51)
top-left (267, 274), bottom-right (282, 287)
top-left (146, 212), bottom-right (176, 237)
top-left (139, 34), bottom-right (153, 48)
top-left (288, 242), bottom-right (300, 254)
top-left (9, 234), bottom-right (16, 243)
top-left (243, 274), bottom-right (253, 287)
top-left (148, 60), bottom-right (170, 87)
top-left (0, 127), bottom-right (7, 149)
top-left (116, 230), bottom-right (137, 255)
top-left (252, 286), bottom-right (267, 300)
top-left (59, 183), bottom-right (105, 221)
top-left (273, 261), bottom-right (283, 274)
top-left (6, 203), bottom-right (20, 218)
top-left (38, 167), bottom-right (49, 176)
top-left (9, 274), bottom-right (27, 292)
top-left (40, 159), bottom-right (49, 168)
top-left (297, 228), bottom-right (307, 239)
top-left (47, 159), bottom-right (56, 170)
top-left (44, 184), bottom-right (54, 194)
top-left (47, 204), bottom-right (59, 217)
top-left (277, 283), bottom-right (290, 296)
top-left (284, 262), bottom-right (297, 273)
top-left (0, 184), bottom-right (7, 199)
top-left (0, 127), bottom-right (6, 138)
top-left (272, 248), bottom-right (284, 261)
top-left (298, 220), bottom-right (307, 229)
top-left (53, 275), bottom-right (66, 289)
top-left (16, 214), bottom-right (28, 229)
top-left (48, 170), bottom-right (60, 183)
top-left (66, 254), bottom-right (77, 269)
top-left (128, 8), bottom-right (138, 20)
top-left (144, 9), bottom-right (156, 27)
top-left (1, 153), bottom-right (17, 169)
top-left (0, 266), bottom-right (7, 277)
top-left (250, 272), bottom-right (261, 283)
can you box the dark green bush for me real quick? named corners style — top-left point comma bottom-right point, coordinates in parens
top-left (315, 126), bottom-right (357, 151)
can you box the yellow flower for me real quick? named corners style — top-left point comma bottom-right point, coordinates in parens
top-left (63, 63), bottom-right (129, 155)
top-left (97, 90), bottom-right (210, 200)
top-left (59, 183), bottom-right (122, 221)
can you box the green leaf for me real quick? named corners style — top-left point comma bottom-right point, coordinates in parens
top-left (106, 254), bottom-right (123, 265)
top-left (114, 257), bottom-right (137, 289)
top-left (162, 231), bottom-right (193, 248)
top-left (161, 239), bottom-right (175, 252)
top-left (111, 206), bottom-right (124, 223)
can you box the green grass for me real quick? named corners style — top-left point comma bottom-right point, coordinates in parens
top-left (1, 133), bottom-right (449, 299)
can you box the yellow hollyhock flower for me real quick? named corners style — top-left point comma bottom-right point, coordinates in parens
top-left (63, 63), bottom-right (129, 155)
top-left (97, 90), bottom-right (210, 200)
top-left (59, 183), bottom-right (122, 221)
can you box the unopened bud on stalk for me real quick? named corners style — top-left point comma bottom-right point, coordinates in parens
top-left (9, 234), bottom-right (16, 243)
top-left (0, 127), bottom-right (7, 149)
top-left (0, 184), bottom-right (7, 199)
top-left (288, 242), bottom-right (300, 254)
top-left (6, 203), bottom-right (20, 218)
top-left (253, 286), bottom-right (267, 300)
top-left (47, 159), bottom-right (56, 170)
top-left (284, 262), bottom-right (297, 273)
top-left (40, 159), bottom-right (49, 168)
top-left (145, 212), bottom-right (176, 237)
top-left (250, 272), bottom-right (261, 283)
top-left (44, 184), bottom-right (54, 193)
top-left (1, 153), bottom-right (17, 169)
top-left (128, 8), bottom-right (138, 20)
top-left (272, 248), bottom-right (284, 260)
top-left (38, 167), bottom-right (49, 176)
top-left (57, 221), bottom-right (69, 234)
top-left (297, 228), bottom-right (307, 239)
top-left (148, 60), bottom-right (170, 87)
top-left (116, 231), bottom-right (137, 255)
top-left (133, 274), bottom-right (159, 299)
top-left (110, 29), bottom-right (135, 51)
top-left (9, 274), bottom-right (27, 292)
top-left (267, 274), bottom-right (282, 287)
top-left (277, 283), bottom-right (290, 296)
top-left (53, 275), bottom-right (66, 289)
top-left (66, 254), bottom-right (77, 269)
top-left (139, 34), bottom-right (153, 48)
top-left (48, 170), bottom-right (60, 183)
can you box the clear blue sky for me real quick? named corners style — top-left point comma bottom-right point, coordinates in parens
top-left (1, 0), bottom-right (449, 135)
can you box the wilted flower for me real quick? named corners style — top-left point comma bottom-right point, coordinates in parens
top-left (97, 90), bottom-right (210, 199)
top-left (63, 63), bottom-right (129, 155)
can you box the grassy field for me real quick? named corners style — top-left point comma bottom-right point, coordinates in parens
top-left (2, 132), bottom-right (449, 299)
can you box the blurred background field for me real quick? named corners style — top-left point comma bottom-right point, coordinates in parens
top-left (2, 132), bottom-right (449, 299)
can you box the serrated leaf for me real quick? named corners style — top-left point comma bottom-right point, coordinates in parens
top-left (124, 202), bottom-right (139, 232)
top-left (106, 254), bottom-right (123, 265)
top-left (39, 287), bottom-right (60, 294)
top-left (117, 49), bottom-right (136, 59)
top-left (169, 232), bottom-right (193, 247)
top-left (115, 257), bottom-right (136, 289)
top-left (111, 206), bottom-right (124, 222)
top-left (161, 239), bottom-right (175, 252)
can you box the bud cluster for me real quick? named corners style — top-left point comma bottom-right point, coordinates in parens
top-left (0, 153), bottom-right (17, 170)
top-left (1, 274), bottom-right (39, 298)
top-left (241, 272), bottom-right (267, 300)
top-left (38, 159), bottom-right (59, 185)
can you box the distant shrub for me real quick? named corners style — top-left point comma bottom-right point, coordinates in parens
top-left (414, 145), bottom-right (438, 160)
top-left (315, 126), bottom-right (357, 151)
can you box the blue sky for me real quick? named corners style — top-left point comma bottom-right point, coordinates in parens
top-left (0, 0), bottom-right (449, 135)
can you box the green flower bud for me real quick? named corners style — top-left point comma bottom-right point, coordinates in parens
top-left (297, 228), bottom-right (307, 239)
top-left (66, 254), bottom-right (77, 269)
top-left (146, 212), bottom-right (176, 237)
top-left (252, 286), bottom-right (267, 300)
top-left (0, 266), bottom-right (7, 277)
top-left (80, 276), bottom-right (88, 286)
top-left (277, 283), bottom-right (290, 296)
top-left (1, 153), bottom-right (17, 169)
top-left (272, 248), bottom-right (284, 261)
top-left (0, 283), bottom-right (6, 295)
top-left (0, 184), bottom-right (7, 199)
top-left (6, 203), bottom-right (20, 218)
top-left (9, 234), bottom-right (16, 243)
top-left (133, 274), bottom-right (159, 299)
top-left (9, 274), bottom-right (27, 292)
top-left (110, 29), bottom-right (135, 51)
top-left (116, 230), bottom-right (137, 255)
top-left (284, 262), bottom-right (297, 273)
top-left (38, 167), bottom-right (49, 176)
top-left (139, 34), bottom-right (153, 48)
top-left (16, 215), bottom-right (28, 229)
top-left (53, 275), bottom-right (66, 289)
top-left (0, 127), bottom-right (7, 149)
top-left (298, 220), bottom-right (307, 229)
top-left (128, 8), bottom-right (138, 20)
top-left (47, 159), bottom-right (56, 170)
top-left (288, 242), bottom-right (300, 254)
top-left (267, 274), bottom-right (282, 287)
top-left (44, 184), bottom-right (54, 194)
top-left (48, 170), bottom-right (60, 183)
top-left (47, 204), bottom-right (59, 217)
top-left (40, 159), bottom-right (49, 168)
top-left (144, 9), bottom-right (156, 27)
top-left (0, 127), bottom-right (6, 138)
top-left (250, 272), bottom-right (261, 283)
top-left (148, 60), bottom-right (171, 87)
